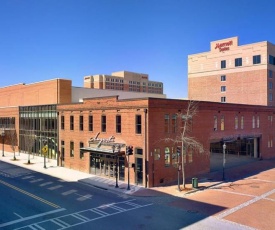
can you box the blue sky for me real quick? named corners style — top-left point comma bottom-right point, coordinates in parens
top-left (0, 0), bottom-right (274, 99)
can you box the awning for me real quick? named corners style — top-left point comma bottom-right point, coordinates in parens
top-left (80, 147), bottom-right (125, 156)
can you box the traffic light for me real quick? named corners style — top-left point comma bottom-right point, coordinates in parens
top-left (176, 146), bottom-right (181, 156)
top-left (126, 146), bottom-right (133, 155)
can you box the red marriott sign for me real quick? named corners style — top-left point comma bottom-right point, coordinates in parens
top-left (215, 40), bottom-right (233, 52)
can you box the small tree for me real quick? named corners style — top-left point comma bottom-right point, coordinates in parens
top-left (9, 129), bottom-right (18, 160)
top-left (164, 101), bottom-right (204, 189)
top-left (24, 130), bottom-right (36, 164)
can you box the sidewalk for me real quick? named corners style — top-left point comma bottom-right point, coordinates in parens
top-left (2, 151), bottom-right (269, 198)
top-left (1, 151), bottom-right (187, 197)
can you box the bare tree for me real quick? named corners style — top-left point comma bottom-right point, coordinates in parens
top-left (9, 129), bottom-right (18, 160)
top-left (164, 101), bottom-right (204, 189)
top-left (24, 130), bottom-right (36, 164)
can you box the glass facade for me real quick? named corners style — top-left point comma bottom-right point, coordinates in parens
top-left (19, 105), bottom-right (58, 159)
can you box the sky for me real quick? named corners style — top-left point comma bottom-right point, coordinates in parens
top-left (0, 0), bottom-right (275, 99)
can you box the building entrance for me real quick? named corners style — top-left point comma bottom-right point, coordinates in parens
top-left (90, 153), bottom-right (125, 180)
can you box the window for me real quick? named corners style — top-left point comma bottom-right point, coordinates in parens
top-left (164, 114), bottom-right (169, 133)
top-left (257, 115), bottom-right (260, 128)
top-left (241, 116), bottom-right (244, 129)
top-left (221, 115), bottom-right (225, 131)
top-left (252, 116), bottom-right (255, 128)
top-left (101, 115), bottom-right (106, 132)
top-left (171, 147), bottom-right (178, 167)
top-left (136, 115), bottom-right (142, 134)
top-left (221, 97), bottom-right (226, 103)
top-left (268, 115), bottom-right (273, 126)
top-left (221, 60), bottom-right (226, 69)
top-left (221, 86), bottom-right (226, 92)
top-left (80, 142), bottom-right (84, 159)
top-left (70, 141), bottom-right (74, 157)
top-left (235, 58), bottom-right (242, 67)
top-left (221, 75), bottom-right (226, 81)
top-left (165, 147), bottom-right (170, 166)
top-left (136, 148), bottom-right (143, 155)
top-left (269, 55), bottom-right (275, 65)
top-left (70, 115), bottom-right (74, 130)
top-left (116, 115), bottom-right (121, 133)
top-left (253, 55), bottom-right (261, 64)
top-left (79, 115), bottom-right (83, 131)
top-left (269, 82), bottom-right (273, 90)
top-left (269, 70), bottom-right (273, 78)
top-left (235, 115), bottom-right (238, 129)
top-left (61, 116), bottom-right (64, 130)
top-left (89, 115), bottom-right (93, 131)
top-left (154, 148), bottom-right (160, 160)
top-left (172, 114), bottom-right (177, 133)
top-left (61, 140), bottom-right (65, 161)
top-left (268, 135), bottom-right (273, 148)
top-left (269, 93), bottom-right (273, 101)
top-left (214, 116), bottom-right (218, 131)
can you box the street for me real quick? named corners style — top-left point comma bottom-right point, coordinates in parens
top-left (1, 156), bottom-right (275, 229)
top-left (0, 161), bottom-right (203, 230)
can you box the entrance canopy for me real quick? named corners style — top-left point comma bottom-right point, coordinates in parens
top-left (80, 146), bottom-right (125, 156)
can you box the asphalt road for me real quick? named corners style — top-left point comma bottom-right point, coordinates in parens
top-left (0, 161), bottom-right (207, 230)
top-left (2, 157), bottom-right (273, 230)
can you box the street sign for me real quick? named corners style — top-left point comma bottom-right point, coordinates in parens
top-left (42, 145), bottom-right (48, 155)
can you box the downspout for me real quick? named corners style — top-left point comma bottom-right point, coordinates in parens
top-left (57, 79), bottom-right (60, 166)
top-left (144, 108), bottom-right (148, 188)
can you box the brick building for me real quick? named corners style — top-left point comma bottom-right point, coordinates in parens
top-left (84, 71), bottom-right (164, 94)
top-left (57, 96), bottom-right (275, 187)
top-left (1, 69), bottom-right (275, 187)
top-left (188, 36), bottom-right (275, 106)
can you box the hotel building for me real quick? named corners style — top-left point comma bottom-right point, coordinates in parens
top-left (188, 36), bottom-right (275, 106)
top-left (84, 71), bottom-right (163, 94)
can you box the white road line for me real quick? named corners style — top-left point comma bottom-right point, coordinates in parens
top-left (51, 219), bottom-right (70, 228)
top-left (16, 200), bottom-right (153, 230)
top-left (0, 208), bottom-right (66, 228)
top-left (216, 188), bottom-right (275, 219)
top-left (32, 223), bottom-right (45, 230)
top-left (39, 182), bottom-right (53, 187)
top-left (30, 178), bottom-right (44, 183)
top-left (48, 185), bottom-right (63, 190)
top-left (92, 208), bottom-right (109, 216)
top-left (210, 187), bottom-right (256, 197)
top-left (77, 194), bottom-right (92, 201)
top-left (62, 189), bottom-right (77, 195)
top-left (72, 213), bottom-right (89, 222)
top-left (110, 205), bottom-right (126, 212)
top-left (22, 176), bottom-right (35, 179)
top-left (13, 213), bottom-right (23, 218)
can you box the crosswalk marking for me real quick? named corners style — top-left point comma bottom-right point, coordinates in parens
top-left (77, 194), bottom-right (92, 201)
top-left (39, 182), bottom-right (53, 187)
top-left (48, 185), bottom-right (63, 190)
top-left (62, 189), bottom-right (77, 195)
top-left (22, 175), bottom-right (35, 180)
top-left (30, 178), bottom-right (44, 183)
top-left (15, 200), bottom-right (153, 229)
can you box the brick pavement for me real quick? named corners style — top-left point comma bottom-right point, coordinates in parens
top-left (1, 150), bottom-right (275, 229)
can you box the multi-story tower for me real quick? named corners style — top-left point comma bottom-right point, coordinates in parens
top-left (84, 70), bottom-right (164, 94)
top-left (188, 36), bottom-right (275, 106)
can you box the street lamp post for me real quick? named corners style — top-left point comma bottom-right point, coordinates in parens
top-left (112, 144), bottom-right (120, 188)
top-left (223, 143), bottom-right (226, 180)
top-left (1, 130), bottom-right (5, 157)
